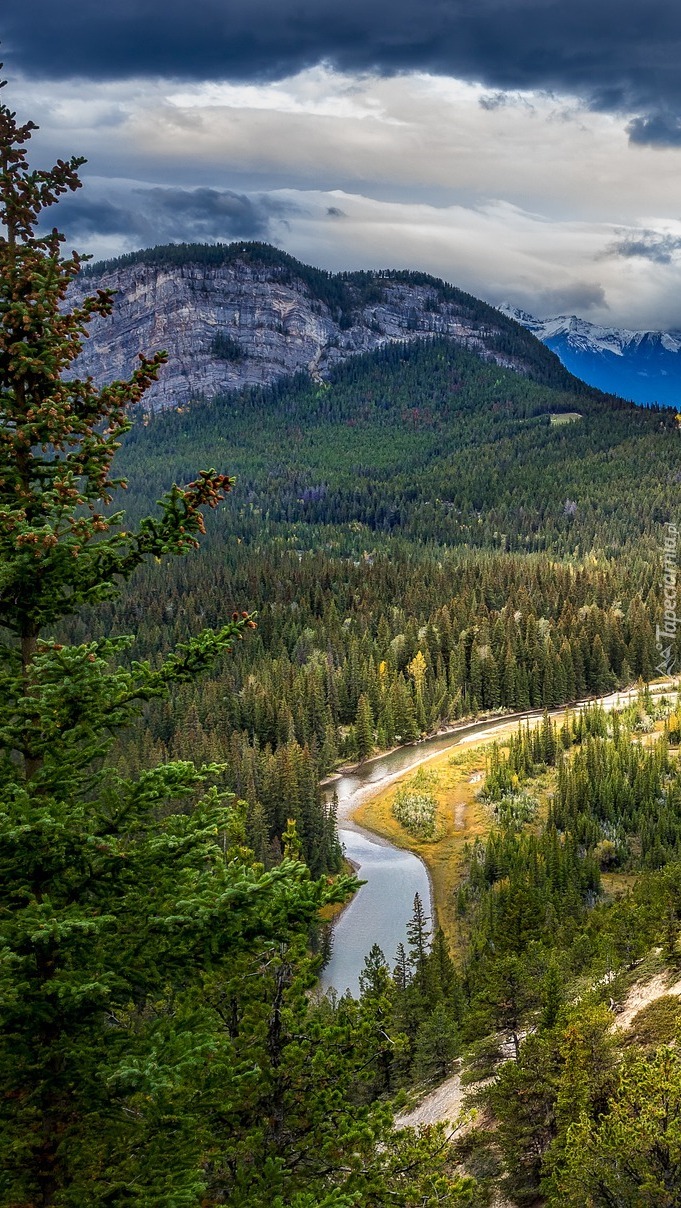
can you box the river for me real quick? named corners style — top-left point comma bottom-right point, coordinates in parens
top-left (318, 685), bottom-right (677, 997)
top-left (318, 715), bottom-right (528, 997)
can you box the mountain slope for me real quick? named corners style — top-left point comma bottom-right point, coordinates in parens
top-left (500, 303), bottom-right (681, 407)
top-left (118, 337), bottom-right (679, 556)
top-left (71, 241), bottom-right (586, 409)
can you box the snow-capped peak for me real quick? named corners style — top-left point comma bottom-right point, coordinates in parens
top-left (497, 301), bottom-right (681, 406)
top-left (498, 303), bottom-right (681, 358)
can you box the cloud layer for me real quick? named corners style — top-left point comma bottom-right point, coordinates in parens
top-left (52, 187), bottom-right (292, 246)
top-left (6, 0), bottom-right (681, 142)
top-left (6, 12), bottom-right (681, 331)
top-left (6, 62), bottom-right (679, 331)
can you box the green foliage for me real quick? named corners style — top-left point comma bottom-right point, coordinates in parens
top-left (483, 1005), bottom-right (617, 1205)
top-left (555, 1047), bottom-right (681, 1206)
top-left (551, 726), bottom-right (679, 870)
top-left (191, 940), bottom-right (474, 1207)
top-left (210, 330), bottom-right (245, 361)
top-left (119, 333), bottom-right (677, 556)
top-left (413, 1003), bottom-right (460, 1087)
top-left (493, 790), bottom-right (538, 829)
top-left (355, 691), bottom-right (375, 761)
top-left (624, 994), bottom-right (681, 1048)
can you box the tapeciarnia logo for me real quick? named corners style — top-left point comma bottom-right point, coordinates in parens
top-left (656, 522), bottom-right (679, 676)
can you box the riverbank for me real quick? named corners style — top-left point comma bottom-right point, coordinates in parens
top-left (327, 678), bottom-right (678, 790)
top-left (320, 679), bottom-right (678, 992)
top-left (321, 708), bottom-right (546, 788)
top-left (351, 723), bottom-right (521, 949)
top-left (349, 682), bottom-right (679, 949)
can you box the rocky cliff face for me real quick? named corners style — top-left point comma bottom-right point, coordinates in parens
top-left (70, 244), bottom-right (530, 409)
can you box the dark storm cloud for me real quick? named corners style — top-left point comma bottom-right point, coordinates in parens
top-left (5, 0), bottom-right (681, 140)
top-left (139, 187), bottom-right (287, 238)
top-left (607, 231), bottom-right (681, 264)
top-left (627, 112), bottom-right (681, 147)
top-left (50, 187), bottom-right (292, 246)
top-left (53, 198), bottom-right (136, 238)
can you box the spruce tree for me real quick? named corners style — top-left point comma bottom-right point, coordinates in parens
top-left (413, 1003), bottom-right (459, 1088)
top-left (406, 892), bottom-right (431, 991)
top-left (0, 80), bottom-right (351, 1202)
top-left (555, 1046), bottom-right (681, 1207)
top-left (354, 691), bottom-right (374, 761)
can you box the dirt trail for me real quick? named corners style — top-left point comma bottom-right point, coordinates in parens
top-left (395, 1068), bottom-right (496, 1131)
top-left (615, 969), bottom-right (681, 1030)
top-left (395, 1070), bottom-right (468, 1130)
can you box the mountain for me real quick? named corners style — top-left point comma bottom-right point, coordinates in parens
top-left (71, 242), bottom-right (583, 409)
top-left (500, 302), bottom-right (681, 408)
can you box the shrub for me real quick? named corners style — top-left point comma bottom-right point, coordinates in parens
top-left (625, 995), bottom-right (681, 1048)
top-left (392, 787), bottom-right (439, 838)
top-left (494, 790), bottom-right (538, 829)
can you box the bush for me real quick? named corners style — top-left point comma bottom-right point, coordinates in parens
top-left (625, 995), bottom-right (681, 1048)
top-left (494, 791), bottom-right (537, 829)
top-left (392, 787), bottom-right (439, 838)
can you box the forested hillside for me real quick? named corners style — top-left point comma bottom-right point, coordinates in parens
top-left (356, 695), bottom-right (681, 1205)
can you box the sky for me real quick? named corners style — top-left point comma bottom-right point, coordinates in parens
top-left (5, 1), bottom-right (681, 329)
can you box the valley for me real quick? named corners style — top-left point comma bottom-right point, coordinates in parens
top-left (323, 682), bottom-right (677, 998)
top-left (94, 276), bottom-right (681, 1200)
top-left (7, 14), bottom-right (681, 1201)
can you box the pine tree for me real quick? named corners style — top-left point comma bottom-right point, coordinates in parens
top-left (358, 943), bottom-right (397, 1096)
top-left (407, 892), bottom-right (432, 989)
top-left (540, 960), bottom-right (564, 1030)
top-left (354, 691), bottom-right (374, 761)
top-left (0, 85), bottom-right (353, 1202)
top-left (413, 1002), bottom-right (460, 1088)
top-left (555, 1046), bottom-right (681, 1207)
top-left (427, 927), bottom-right (459, 1003)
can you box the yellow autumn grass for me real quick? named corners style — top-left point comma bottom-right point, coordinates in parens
top-left (353, 742), bottom-right (497, 951)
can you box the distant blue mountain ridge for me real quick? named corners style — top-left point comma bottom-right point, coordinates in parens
top-left (499, 304), bottom-right (681, 409)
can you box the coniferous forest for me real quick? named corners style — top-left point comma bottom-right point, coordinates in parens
top-left (4, 82), bottom-right (681, 1208)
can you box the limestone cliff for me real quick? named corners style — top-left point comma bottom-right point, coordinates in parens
top-left (70, 242), bottom-right (544, 409)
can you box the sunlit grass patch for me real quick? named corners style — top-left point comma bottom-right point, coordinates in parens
top-left (549, 411), bottom-right (582, 425)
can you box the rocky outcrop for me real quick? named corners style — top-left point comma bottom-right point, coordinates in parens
top-left (69, 244), bottom-right (530, 410)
